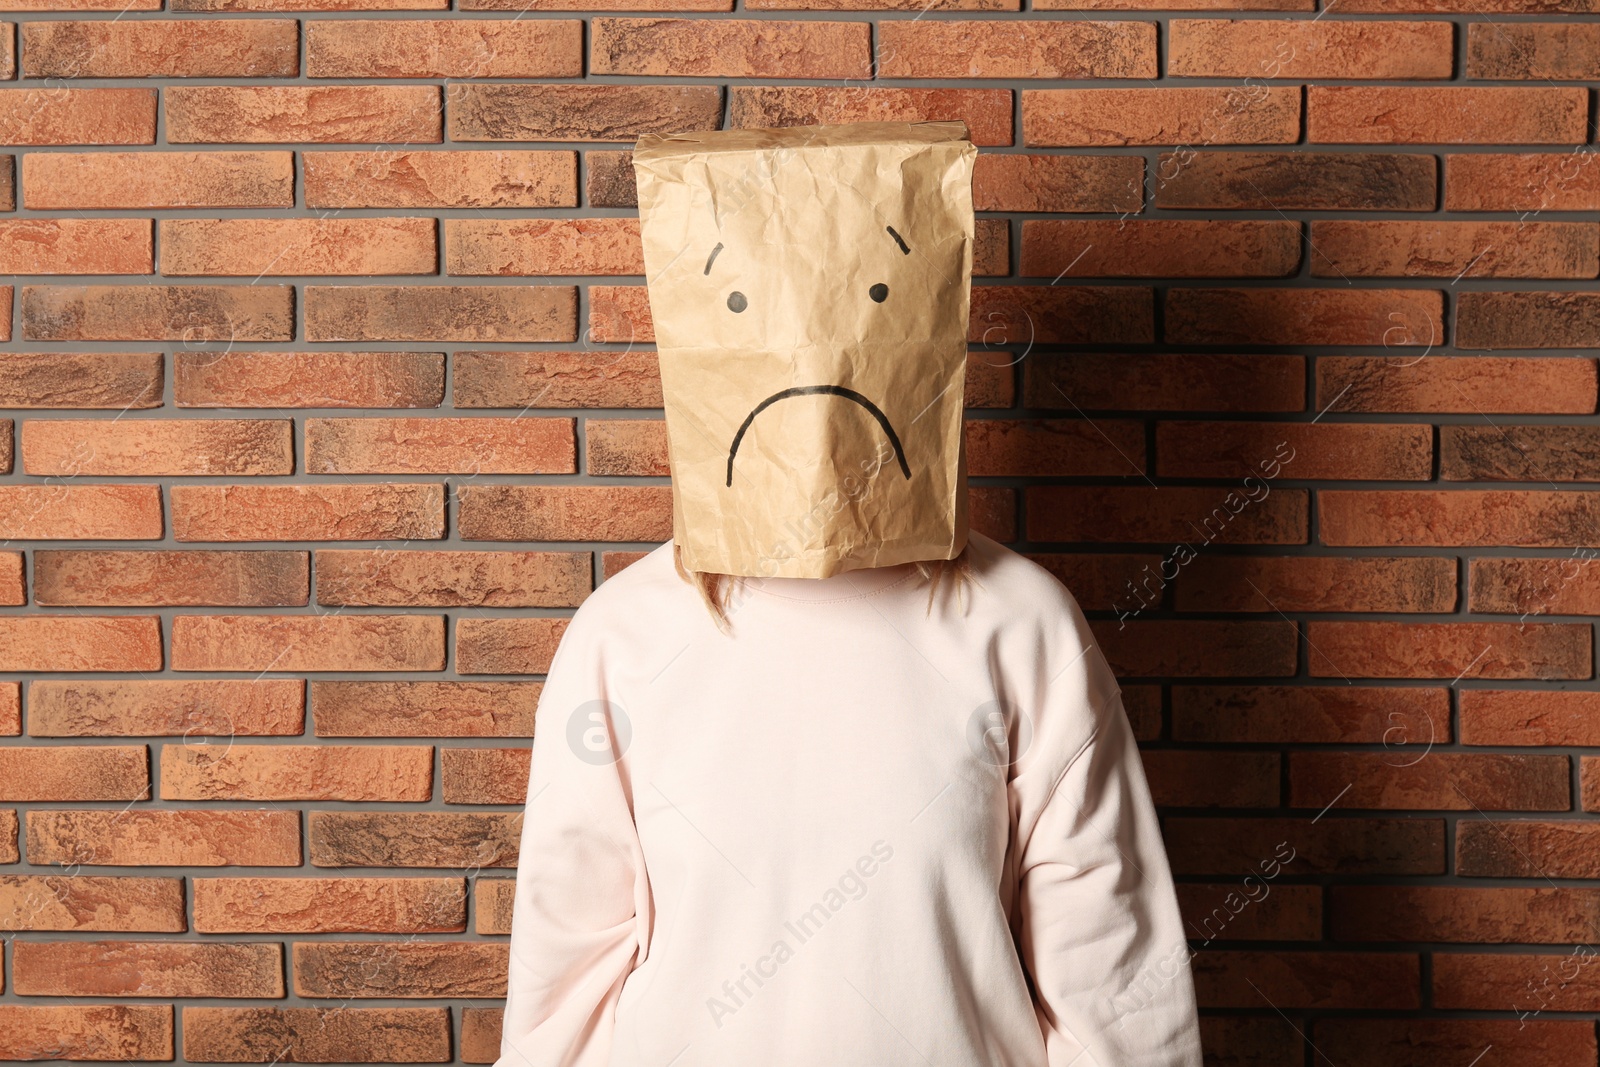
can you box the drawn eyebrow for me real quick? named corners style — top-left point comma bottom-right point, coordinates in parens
top-left (886, 226), bottom-right (910, 255)
top-left (704, 241), bottom-right (724, 275)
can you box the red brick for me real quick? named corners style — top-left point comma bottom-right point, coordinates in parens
top-left (33, 550), bottom-right (308, 607)
top-left (1028, 485), bottom-right (1308, 545)
top-left (1157, 421), bottom-right (1429, 480)
top-left (1317, 355), bottom-right (1597, 414)
top-left (442, 747), bottom-right (529, 805)
top-left (182, 1007), bottom-right (451, 1064)
top-left (1333, 886), bottom-right (1600, 943)
top-left (172, 0), bottom-right (444, 7)
top-left (966, 418), bottom-right (1145, 477)
top-left (305, 285), bottom-right (576, 343)
top-left (23, 151), bottom-right (292, 209)
top-left (1308, 86), bottom-right (1588, 144)
top-left (729, 86), bottom-right (1013, 147)
top-left (0, 219), bottom-right (150, 274)
top-left (172, 484), bottom-right (444, 542)
top-left (0, 1006), bottom-right (173, 1061)
top-left (974, 153), bottom-right (1141, 213)
top-left (1458, 291), bottom-right (1600, 349)
top-left (445, 218), bottom-right (641, 276)
top-left (1022, 219), bottom-right (1299, 278)
top-left (1446, 151), bottom-right (1600, 213)
top-left (1043, 0), bottom-right (1314, 5)
top-left (1094, 620), bottom-right (1298, 677)
top-left (1445, 425), bottom-right (1600, 482)
top-left (878, 20), bottom-right (1156, 79)
top-left (0, 557), bottom-right (19, 606)
top-left (456, 618), bottom-right (567, 675)
top-left (1166, 817), bottom-right (1445, 875)
top-left (306, 417), bottom-right (573, 474)
top-left (194, 876), bottom-right (467, 934)
top-left (315, 550), bottom-right (590, 608)
top-left (1305, 620), bottom-right (1591, 679)
top-left (1142, 751), bottom-right (1280, 807)
top-left (171, 615), bottom-right (445, 672)
top-left (1434, 953), bottom-right (1600, 1012)
top-left (22, 419), bottom-right (292, 476)
top-left (971, 487), bottom-right (1018, 543)
top-left (310, 681), bottom-right (540, 737)
top-left (1173, 685), bottom-right (1451, 744)
top-left (970, 285), bottom-right (1155, 344)
top-left (460, 1011), bottom-right (496, 1062)
top-left (1585, 756), bottom-right (1600, 812)
top-left (473, 883), bottom-right (512, 934)
top-left (1025, 353), bottom-right (1304, 413)
top-left (1292, 752), bottom-right (1570, 811)
top-left (585, 419), bottom-right (668, 477)
top-left (28, 678), bottom-right (304, 737)
top-left (163, 744), bottom-right (433, 801)
top-left (22, 284), bottom-right (292, 342)
top-left (1023, 86), bottom-right (1300, 147)
top-left (27, 809), bottom-right (301, 867)
top-left (458, 485), bottom-right (673, 543)
top-left (14, 941), bottom-right (283, 998)
top-left (1166, 287), bottom-right (1442, 346)
top-left (1468, 22), bottom-right (1600, 79)
top-left (1322, 489), bottom-right (1600, 548)
top-left (1197, 1018), bottom-right (1303, 1067)
top-left (1460, 689), bottom-right (1600, 746)
top-left (1178, 882), bottom-right (1321, 942)
top-left (293, 941), bottom-right (505, 998)
top-left (592, 18), bottom-right (870, 79)
top-left (0, 617), bottom-right (161, 672)
top-left (176, 351), bottom-right (444, 409)
top-left (0, 812), bottom-right (21, 862)
top-left (587, 285), bottom-right (652, 342)
top-left (1175, 557), bottom-right (1456, 614)
top-left (1192, 951), bottom-right (1421, 1010)
top-left (1310, 220), bottom-right (1598, 279)
top-left (308, 811), bottom-right (520, 868)
top-left (166, 86), bottom-right (442, 144)
top-left (0, 352), bottom-right (164, 410)
top-left (1315, 1018), bottom-right (1597, 1067)
top-left (0, 88), bottom-right (156, 145)
top-left (1024, 554), bottom-right (1160, 614)
top-left (305, 150), bottom-right (576, 209)
top-left (453, 351), bottom-right (663, 409)
top-left (585, 149), bottom-right (637, 208)
top-left (21, 19), bottom-right (297, 77)
top-left (450, 84), bottom-right (722, 142)
top-left (1335, 0), bottom-right (1600, 9)
top-left (1172, 18), bottom-right (1452, 79)
top-left (160, 218), bottom-right (436, 276)
top-left (0, 745), bottom-right (148, 801)
top-left (1458, 820), bottom-right (1600, 877)
top-left (0, 485), bottom-right (162, 541)
top-left (1156, 150), bottom-right (1437, 211)
top-left (307, 19), bottom-right (581, 77)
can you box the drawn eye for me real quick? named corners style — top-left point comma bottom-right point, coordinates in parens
top-left (727, 291), bottom-right (748, 313)
top-left (869, 283), bottom-right (889, 303)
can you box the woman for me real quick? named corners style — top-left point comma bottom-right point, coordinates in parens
top-left (494, 121), bottom-right (1202, 1066)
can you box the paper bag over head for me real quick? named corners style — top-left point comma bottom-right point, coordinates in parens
top-left (633, 120), bottom-right (979, 580)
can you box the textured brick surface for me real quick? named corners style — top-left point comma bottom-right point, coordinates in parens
top-left (2, 4), bottom-right (1598, 1063)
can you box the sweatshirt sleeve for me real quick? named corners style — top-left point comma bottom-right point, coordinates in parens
top-left (1011, 610), bottom-right (1203, 1067)
top-left (496, 613), bottom-right (648, 1067)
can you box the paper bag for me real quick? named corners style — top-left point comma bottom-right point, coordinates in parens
top-left (633, 120), bottom-right (978, 579)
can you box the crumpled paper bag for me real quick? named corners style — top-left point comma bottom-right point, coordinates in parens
top-left (633, 119), bottom-right (978, 579)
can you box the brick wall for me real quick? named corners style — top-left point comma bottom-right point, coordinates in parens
top-left (2, 0), bottom-right (1599, 1062)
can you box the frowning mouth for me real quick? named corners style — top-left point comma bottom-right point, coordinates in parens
top-left (726, 385), bottom-right (911, 488)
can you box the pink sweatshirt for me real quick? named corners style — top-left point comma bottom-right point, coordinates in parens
top-left (496, 532), bottom-right (1203, 1067)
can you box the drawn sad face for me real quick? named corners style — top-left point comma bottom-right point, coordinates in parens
top-left (705, 224), bottom-right (917, 489)
top-left (636, 132), bottom-right (975, 577)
